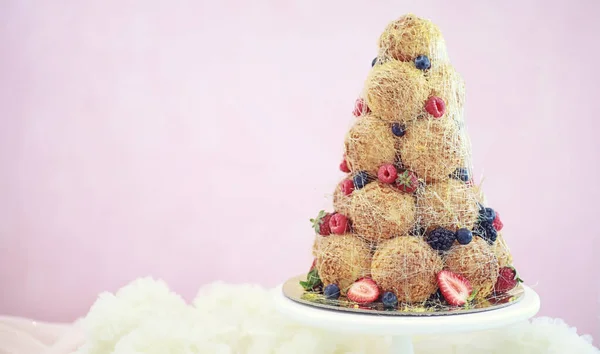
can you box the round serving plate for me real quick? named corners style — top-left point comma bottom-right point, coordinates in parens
top-left (282, 274), bottom-right (524, 316)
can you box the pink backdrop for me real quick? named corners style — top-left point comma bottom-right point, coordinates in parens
top-left (1, 0), bottom-right (599, 340)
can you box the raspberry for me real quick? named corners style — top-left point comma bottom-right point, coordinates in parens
top-left (340, 157), bottom-right (351, 173)
top-left (329, 213), bottom-right (350, 234)
top-left (340, 179), bottom-right (355, 196)
top-left (377, 164), bottom-right (398, 184)
top-left (352, 98), bottom-right (370, 117)
top-left (493, 212), bottom-right (504, 231)
top-left (425, 96), bottom-right (446, 118)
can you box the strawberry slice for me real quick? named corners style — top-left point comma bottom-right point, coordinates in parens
top-left (436, 270), bottom-right (473, 306)
top-left (347, 278), bottom-right (380, 304)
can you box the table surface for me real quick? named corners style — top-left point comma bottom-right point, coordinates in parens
top-left (274, 284), bottom-right (540, 336)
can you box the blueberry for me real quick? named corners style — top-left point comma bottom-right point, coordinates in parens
top-left (414, 55), bottom-right (431, 70)
top-left (456, 228), bottom-right (473, 245)
top-left (353, 171), bottom-right (370, 189)
top-left (381, 291), bottom-right (398, 309)
top-left (391, 123), bottom-right (406, 137)
top-left (371, 57), bottom-right (378, 67)
top-left (451, 168), bottom-right (470, 182)
top-left (324, 284), bottom-right (340, 300)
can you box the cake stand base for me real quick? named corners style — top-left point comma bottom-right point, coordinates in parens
top-left (274, 284), bottom-right (540, 354)
top-left (391, 336), bottom-right (413, 353)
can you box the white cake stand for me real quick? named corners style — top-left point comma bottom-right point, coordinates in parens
top-left (274, 284), bottom-right (540, 354)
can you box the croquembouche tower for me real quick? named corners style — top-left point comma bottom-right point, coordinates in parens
top-left (298, 14), bottom-right (522, 311)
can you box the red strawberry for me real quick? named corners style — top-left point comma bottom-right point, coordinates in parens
top-left (425, 96), bottom-right (446, 118)
top-left (493, 212), bottom-right (504, 231)
top-left (310, 210), bottom-right (332, 236)
top-left (329, 213), bottom-right (350, 234)
top-left (494, 266), bottom-right (522, 294)
top-left (347, 278), bottom-right (380, 304)
top-left (340, 179), bottom-right (355, 196)
top-left (352, 98), bottom-right (370, 117)
top-left (377, 164), bottom-right (398, 184)
top-left (340, 157), bottom-right (351, 173)
top-left (395, 170), bottom-right (418, 193)
top-left (437, 270), bottom-right (473, 306)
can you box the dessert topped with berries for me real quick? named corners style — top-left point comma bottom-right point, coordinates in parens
top-left (299, 13), bottom-right (520, 311)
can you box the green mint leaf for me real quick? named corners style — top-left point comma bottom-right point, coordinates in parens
top-left (300, 268), bottom-right (322, 291)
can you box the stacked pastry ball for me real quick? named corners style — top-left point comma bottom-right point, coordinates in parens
top-left (305, 14), bottom-right (520, 309)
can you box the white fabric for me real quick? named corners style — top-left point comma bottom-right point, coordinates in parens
top-left (2, 278), bottom-right (598, 353)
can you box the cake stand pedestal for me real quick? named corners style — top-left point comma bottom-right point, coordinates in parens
top-left (274, 285), bottom-right (540, 354)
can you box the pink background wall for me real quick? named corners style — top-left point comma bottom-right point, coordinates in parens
top-left (1, 0), bottom-right (599, 340)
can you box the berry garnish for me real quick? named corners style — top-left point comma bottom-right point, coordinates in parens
top-left (340, 157), bottom-right (351, 173)
top-left (347, 278), bottom-right (380, 304)
top-left (352, 98), bottom-right (370, 117)
top-left (329, 213), bottom-right (350, 235)
top-left (426, 227), bottom-right (456, 251)
top-left (324, 284), bottom-right (341, 300)
top-left (381, 291), bottom-right (398, 309)
top-left (425, 96), bottom-right (446, 118)
top-left (430, 288), bottom-right (443, 301)
top-left (451, 167), bottom-right (470, 182)
top-left (310, 210), bottom-right (332, 236)
top-left (456, 228), bottom-right (473, 245)
top-left (478, 206), bottom-right (496, 223)
top-left (377, 164), bottom-right (398, 184)
top-left (340, 179), bottom-right (355, 196)
top-left (371, 57), bottom-right (378, 67)
top-left (391, 123), bottom-right (406, 137)
top-left (309, 258), bottom-right (317, 272)
top-left (414, 55), bottom-right (431, 70)
top-left (395, 170), bottom-right (418, 193)
top-left (437, 270), bottom-right (473, 306)
top-left (494, 266), bottom-right (523, 294)
top-left (353, 171), bottom-right (370, 189)
top-left (473, 221), bottom-right (498, 244)
top-left (492, 212), bottom-right (504, 231)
